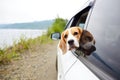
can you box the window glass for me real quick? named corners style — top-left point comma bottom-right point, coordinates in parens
top-left (77, 12), bottom-right (88, 28)
top-left (67, 6), bottom-right (91, 29)
top-left (65, 18), bottom-right (74, 29)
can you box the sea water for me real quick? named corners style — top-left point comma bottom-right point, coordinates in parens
top-left (0, 29), bottom-right (46, 49)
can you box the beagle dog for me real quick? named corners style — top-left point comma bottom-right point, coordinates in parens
top-left (59, 27), bottom-right (83, 54)
top-left (76, 30), bottom-right (96, 56)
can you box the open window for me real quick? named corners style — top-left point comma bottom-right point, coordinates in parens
top-left (51, 0), bottom-right (94, 40)
top-left (65, 6), bottom-right (91, 29)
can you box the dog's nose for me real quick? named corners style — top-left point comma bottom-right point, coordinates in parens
top-left (68, 40), bottom-right (74, 45)
top-left (90, 45), bottom-right (96, 52)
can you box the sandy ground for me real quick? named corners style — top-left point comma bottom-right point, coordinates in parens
top-left (0, 41), bottom-right (58, 80)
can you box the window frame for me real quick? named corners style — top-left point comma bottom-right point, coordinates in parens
top-left (77, 54), bottom-right (116, 80)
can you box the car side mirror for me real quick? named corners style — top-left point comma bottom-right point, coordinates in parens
top-left (51, 32), bottom-right (61, 40)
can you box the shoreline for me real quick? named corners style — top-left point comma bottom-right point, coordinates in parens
top-left (0, 29), bottom-right (46, 49)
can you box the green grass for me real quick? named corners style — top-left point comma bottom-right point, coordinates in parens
top-left (0, 47), bottom-right (19, 64)
top-left (0, 17), bottom-right (67, 65)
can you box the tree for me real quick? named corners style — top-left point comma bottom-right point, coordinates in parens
top-left (47, 18), bottom-right (67, 36)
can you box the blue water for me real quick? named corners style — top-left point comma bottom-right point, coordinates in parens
top-left (0, 29), bottom-right (46, 49)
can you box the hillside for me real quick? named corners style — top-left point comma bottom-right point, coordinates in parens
top-left (0, 20), bottom-right (54, 29)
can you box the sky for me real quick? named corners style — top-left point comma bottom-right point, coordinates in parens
top-left (0, 0), bottom-right (88, 24)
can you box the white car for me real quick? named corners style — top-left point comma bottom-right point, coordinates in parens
top-left (51, 0), bottom-right (120, 80)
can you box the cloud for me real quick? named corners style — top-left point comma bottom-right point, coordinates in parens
top-left (0, 0), bottom-right (87, 24)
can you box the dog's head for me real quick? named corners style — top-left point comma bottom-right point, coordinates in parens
top-left (59, 27), bottom-right (83, 54)
top-left (79, 30), bottom-right (96, 56)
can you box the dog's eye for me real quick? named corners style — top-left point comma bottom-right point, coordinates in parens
top-left (64, 34), bottom-right (68, 39)
top-left (85, 36), bottom-right (92, 41)
top-left (74, 32), bottom-right (78, 36)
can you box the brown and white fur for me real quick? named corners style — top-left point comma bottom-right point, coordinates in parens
top-left (59, 27), bottom-right (83, 54)
top-left (58, 26), bottom-right (96, 56)
top-left (76, 30), bottom-right (96, 56)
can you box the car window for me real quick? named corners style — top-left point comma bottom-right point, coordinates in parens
top-left (65, 6), bottom-right (91, 29)
top-left (84, 0), bottom-right (120, 79)
top-left (65, 17), bottom-right (74, 29)
top-left (77, 12), bottom-right (88, 28)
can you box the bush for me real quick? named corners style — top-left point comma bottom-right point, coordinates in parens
top-left (47, 18), bottom-right (67, 37)
top-left (39, 17), bottom-right (67, 44)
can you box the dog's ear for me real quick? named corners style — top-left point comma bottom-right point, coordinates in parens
top-left (81, 30), bottom-right (93, 37)
top-left (80, 30), bottom-right (96, 56)
top-left (77, 27), bottom-right (83, 35)
top-left (82, 30), bottom-right (93, 36)
top-left (59, 31), bottom-right (67, 54)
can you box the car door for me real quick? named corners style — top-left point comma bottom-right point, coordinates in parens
top-left (80, 0), bottom-right (120, 79)
top-left (57, 0), bottom-right (100, 80)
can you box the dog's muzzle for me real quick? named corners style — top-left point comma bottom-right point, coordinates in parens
top-left (68, 39), bottom-right (74, 45)
top-left (81, 44), bottom-right (96, 55)
top-left (68, 39), bottom-right (77, 50)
